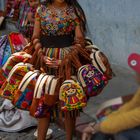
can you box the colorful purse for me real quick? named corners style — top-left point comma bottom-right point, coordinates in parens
top-left (0, 52), bottom-right (32, 87)
top-left (30, 73), bottom-right (50, 118)
top-left (12, 70), bottom-right (40, 110)
top-left (0, 62), bottom-right (33, 100)
top-left (59, 58), bottom-right (87, 112)
top-left (70, 49), bottom-right (108, 97)
top-left (78, 64), bottom-right (108, 97)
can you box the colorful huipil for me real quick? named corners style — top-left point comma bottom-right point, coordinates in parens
top-left (36, 5), bottom-right (80, 36)
top-left (35, 4), bottom-right (81, 72)
top-left (28, 4), bottom-right (82, 118)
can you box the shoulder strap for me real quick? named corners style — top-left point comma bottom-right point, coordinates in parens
top-left (49, 78), bottom-right (58, 95)
top-left (18, 70), bottom-right (39, 92)
top-left (7, 62), bottom-right (33, 82)
top-left (35, 74), bottom-right (49, 99)
top-left (90, 51), bottom-right (106, 74)
top-left (45, 75), bottom-right (54, 95)
top-left (33, 73), bottom-right (47, 98)
top-left (7, 62), bottom-right (24, 81)
top-left (12, 52), bottom-right (32, 58)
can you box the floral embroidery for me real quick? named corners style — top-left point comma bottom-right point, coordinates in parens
top-left (36, 5), bottom-right (80, 36)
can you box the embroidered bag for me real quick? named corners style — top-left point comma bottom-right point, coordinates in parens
top-left (0, 62), bottom-right (33, 100)
top-left (30, 73), bottom-right (51, 118)
top-left (12, 70), bottom-right (40, 110)
top-left (0, 52), bottom-right (32, 87)
top-left (59, 58), bottom-right (87, 112)
top-left (78, 64), bottom-right (108, 97)
top-left (70, 48), bottom-right (108, 97)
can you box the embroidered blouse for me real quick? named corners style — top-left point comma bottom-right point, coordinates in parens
top-left (35, 4), bottom-right (80, 36)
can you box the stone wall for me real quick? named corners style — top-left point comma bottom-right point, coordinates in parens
top-left (80, 0), bottom-right (140, 70)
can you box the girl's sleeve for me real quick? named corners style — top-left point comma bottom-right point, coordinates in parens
top-left (100, 107), bottom-right (140, 134)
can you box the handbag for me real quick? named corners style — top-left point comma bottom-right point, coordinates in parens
top-left (12, 70), bottom-right (40, 110)
top-left (30, 73), bottom-right (50, 118)
top-left (70, 48), bottom-right (108, 97)
top-left (0, 62), bottom-right (33, 100)
top-left (0, 52), bottom-right (32, 87)
top-left (59, 57), bottom-right (87, 111)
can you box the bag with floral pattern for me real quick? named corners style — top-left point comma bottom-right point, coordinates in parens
top-left (0, 62), bottom-right (33, 100)
top-left (0, 52), bottom-right (32, 87)
top-left (12, 70), bottom-right (40, 110)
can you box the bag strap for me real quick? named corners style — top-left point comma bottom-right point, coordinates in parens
top-left (18, 70), bottom-right (39, 92)
top-left (7, 62), bottom-right (33, 82)
top-left (34, 74), bottom-right (49, 99)
top-left (37, 74), bottom-right (49, 98)
top-left (49, 78), bottom-right (58, 95)
top-left (2, 55), bottom-right (14, 71)
top-left (7, 62), bottom-right (25, 81)
top-left (12, 52), bottom-right (32, 58)
top-left (33, 73), bottom-right (47, 98)
top-left (90, 51), bottom-right (106, 74)
top-left (45, 75), bottom-right (55, 95)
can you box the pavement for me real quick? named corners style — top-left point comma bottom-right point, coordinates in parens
top-left (0, 19), bottom-right (139, 139)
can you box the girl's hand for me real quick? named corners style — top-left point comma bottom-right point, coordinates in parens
top-left (82, 122), bottom-right (96, 140)
top-left (82, 132), bottom-right (92, 140)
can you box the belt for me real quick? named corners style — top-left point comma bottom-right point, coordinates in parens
top-left (40, 35), bottom-right (74, 48)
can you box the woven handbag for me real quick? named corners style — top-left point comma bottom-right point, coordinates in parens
top-left (0, 62), bottom-right (33, 100)
top-left (59, 57), bottom-right (87, 112)
top-left (0, 52), bottom-right (32, 87)
top-left (69, 49), bottom-right (108, 97)
top-left (12, 70), bottom-right (40, 110)
top-left (30, 73), bottom-right (50, 118)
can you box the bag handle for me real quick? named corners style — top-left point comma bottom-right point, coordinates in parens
top-left (18, 70), bottom-right (40, 92)
top-left (49, 78), bottom-right (58, 95)
top-left (90, 51), bottom-right (106, 74)
top-left (7, 62), bottom-right (33, 82)
top-left (33, 73), bottom-right (47, 98)
top-left (36, 75), bottom-right (49, 98)
top-left (45, 75), bottom-right (55, 95)
top-left (7, 62), bottom-right (25, 81)
top-left (12, 52), bottom-right (32, 59)
top-left (2, 55), bottom-right (15, 71)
